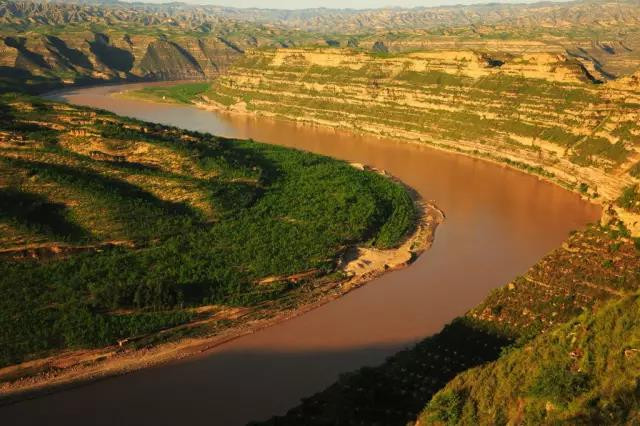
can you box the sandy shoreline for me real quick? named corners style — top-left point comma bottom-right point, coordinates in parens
top-left (0, 164), bottom-right (444, 405)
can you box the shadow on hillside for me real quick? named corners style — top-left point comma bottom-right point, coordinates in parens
top-left (0, 102), bottom-right (60, 145)
top-left (89, 33), bottom-right (134, 73)
top-left (5, 157), bottom-right (196, 216)
top-left (0, 320), bottom-right (512, 426)
top-left (258, 319), bottom-right (512, 426)
top-left (46, 36), bottom-right (93, 70)
top-left (0, 187), bottom-right (91, 242)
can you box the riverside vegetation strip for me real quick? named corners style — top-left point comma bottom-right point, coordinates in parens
top-left (0, 93), bottom-right (419, 386)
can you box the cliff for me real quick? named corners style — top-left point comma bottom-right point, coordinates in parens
top-left (198, 47), bottom-right (640, 233)
top-left (0, 32), bottom-right (243, 92)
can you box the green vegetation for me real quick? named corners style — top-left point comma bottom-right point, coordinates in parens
top-left (0, 94), bottom-right (415, 367)
top-left (618, 184), bottom-right (640, 213)
top-left (421, 294), bottom-right (640, 424)
top-left (116, 45), bottom-right (640, 426)
top-left (425, 390), bottom-right (464, 425)
top-left (126, 83), bottom-right (212, 104)
top-left (1, 1), bottom-right (640, 419)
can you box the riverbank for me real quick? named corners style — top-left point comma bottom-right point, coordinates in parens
top-left (0, 82), bottom-right (601, 426)
top-left (259, 219), bottom-right (640, 425)
top-left (0, 171), bottom-right (443, 405)
top-left (153, 48), bottom-right (640, 236)
top-left (197, 97), bottom-right (640, 236)
top-left (114, 82), bottom-right (632, 237)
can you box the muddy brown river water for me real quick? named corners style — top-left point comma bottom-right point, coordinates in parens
top-left (2, 83), bottom-right (601, 425)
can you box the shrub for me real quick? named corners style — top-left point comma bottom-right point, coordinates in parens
top-left (426, 390), bottom-right (465, 425)
top-left (617, 185), bottom-right (640, 213)
top-left (579, 182), bottom-right (589, 194)
top-left (528, 362), bottom-right (591, 405)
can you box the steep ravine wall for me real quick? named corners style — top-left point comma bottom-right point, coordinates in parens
top-left (200, 47), bottom-right (640, 234)
top-left (0, 31), bottom-right (243, 91)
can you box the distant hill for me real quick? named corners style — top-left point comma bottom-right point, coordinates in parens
top-left (3, 0), bottom-right (640, 33)
top-left (0, 0), bottom-right (321, 92)
top-left (1, 0), bottom-right (640, 91)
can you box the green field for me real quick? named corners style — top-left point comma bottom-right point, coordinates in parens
top-left (124, 83), bottom-right (212, 104)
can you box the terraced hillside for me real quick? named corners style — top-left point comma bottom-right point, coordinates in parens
top-left (0, 93), bottom-right (416, 372)
top-left (420, 297), bottom-right (640, 424)
top-left (3, 0), bottom-right (640, 93)
top-left (182, 47), bottom-right (640, 232)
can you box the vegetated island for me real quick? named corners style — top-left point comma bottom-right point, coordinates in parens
top-left (0, 92), bottom-right (441, 401)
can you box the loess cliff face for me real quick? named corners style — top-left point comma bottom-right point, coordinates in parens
top-left (0, 31), bottom-right (242, 90)
top-left (202, 47), bottom-right (640, 226)
top-left (3, 0), bottom-right (640, 92)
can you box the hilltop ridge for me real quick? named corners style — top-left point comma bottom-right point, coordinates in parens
top-left (2, 0), bottom-right (640, 92)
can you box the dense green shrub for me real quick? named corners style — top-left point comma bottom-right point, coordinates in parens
top-left (528, 361), bottom-right (591, 405)
top-left (617, 184), bottom-right (640, 213)
top-left (133, 82), bottom-right (211, 104)
top-left (0, 95), bottom-right (416, 366)
top-left (426, 390), bottom-right (465, 425)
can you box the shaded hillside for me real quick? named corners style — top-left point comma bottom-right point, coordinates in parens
top-left (0, 1), bottom-right (319, 92)
top-left (0, 93), bottom-right (415, 368)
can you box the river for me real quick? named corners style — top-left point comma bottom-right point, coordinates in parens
top-left (1, 83), bottom-right (601, 425)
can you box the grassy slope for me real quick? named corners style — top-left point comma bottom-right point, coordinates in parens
top-left (0, 93), bottom-right (414, 367)
top-left (422, 294), bottom-right (640, 425)
top-left (122, 82), bottom-right (212, 104)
